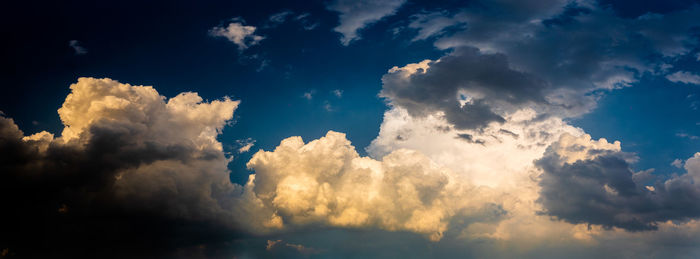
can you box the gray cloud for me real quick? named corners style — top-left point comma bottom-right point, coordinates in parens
top-left (383, 1), bottom-right (700, 131)
top-left (407, 10), bottom-right (467, 42)
top-left (381, 47), bottom-right (549, 129)
top-left (537, 135), bottom-right (700, 231)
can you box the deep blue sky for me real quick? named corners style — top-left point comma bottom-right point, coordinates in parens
top-left (2, 0), bottom-right (698, 185)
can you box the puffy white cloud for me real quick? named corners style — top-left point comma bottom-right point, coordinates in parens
top-left (327, 0), bottom-right (406, 45)
top-left (236, 131), bottom-right (506, 241)
top-left (667, 71), bottom-right (700, 85)
top-left (210, 20), bottom-right (265, 50)
top-left (357, 103), bottom-right (700, 256)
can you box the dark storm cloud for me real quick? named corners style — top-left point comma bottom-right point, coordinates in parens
top-left (536, 139), bottom-right (700, 231)
top-left (381, 47), bottom-right (549, 129)
top-left (0, 78), bottom-right (243, 258)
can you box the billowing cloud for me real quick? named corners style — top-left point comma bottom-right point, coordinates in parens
top-left (0, 77), bottom-right (241, 257)
top-left (327, 0), bottom-right (406, 45)
top-left (537, 134), bottom-right (700, 231)
top-left (380, 47), bottom-right (550, 129)
top-left (667, 71), bottom-right (700, 85)
top-left (385, 1), bottom-right (700, 131)
top-left (237, 131), bottom-right (505, 241)
top-left (210, 19), bottom-right (265, 50)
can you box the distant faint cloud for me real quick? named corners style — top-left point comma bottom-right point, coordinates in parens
top-left (296, 13), bottom-right (320, 30)
top-left (265, 239), bottom-right (320, 255)
top-left (268, 10), bottom-right (293, 26)
top-left (672, 159), bottom-right (684, 168)
top-left (236, 138), bottom-right (256, 153)
top-left (264, 10), bottom-right (319, 30)
top-left (69, 40), bottom-right (87, 55)
top-left (256, 59), bottom-right (270, 72)
top-left (407, 10), bottom-right (467, 42)
top-left (666, 71), bottom-right (700, 85)
top-left (326, 0), bottom-right (406, 45)
top-left (676, 132), bottom-right (700, 140)
top-left (323, 101), bottom-right (334, 111)
top-left (332, 89), bottom-right (343, 98)
top-left (266, 239), bottom-right (282, 250)
top-left (209, 19), bottom-right (265, 51)
top-left (302, 90), bottom-right (315, 100)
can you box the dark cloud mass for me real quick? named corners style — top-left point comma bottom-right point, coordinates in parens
top-left (0, 78), bottom-right (242, 258)
top-left (537, 135), bottom-right (700, 231)
top-left (381, 47), bottom-right (549, 129)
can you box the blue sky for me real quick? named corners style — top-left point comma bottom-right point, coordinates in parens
top-left (2, 0), bottom-right (700, 258)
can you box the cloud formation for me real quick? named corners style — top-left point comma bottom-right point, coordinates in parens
top-left (537, 134), bottom-right (700, 231)
top-left (237, 131), bottom-right (505, 241)
top-left (327, 0), bottom-right (405, 45)
top-left (0, 77), bottom-right (241, 257)
top-left (382, 1), bottom-right (700, 131)
top-left (210, 19), bottom-right (265, 50)
top-left (380, 47), bottom-right (549, 129)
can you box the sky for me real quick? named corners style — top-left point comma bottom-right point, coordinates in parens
top-left (1, 0), bottom-right (700, 258)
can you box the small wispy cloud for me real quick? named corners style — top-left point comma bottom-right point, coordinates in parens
top-left (672, 158), bottom-right (684, 168)
top-left (332, 89), bottom-right (343, 98)
top-left (268, 10), bottom-right (293, 26)
top-left (323, 101), bottom-right (333, 111)
top-left (264, 10), bottom-right (319, 30)
top-left (69, 40), bottom-right (87, 55)
top-left (666, 71), bottom-right (700, 85)
top-left (236, 138), bottom-right (256, 153)
top-left (676, 132), bottom-right (700, 140)
top-left (265, 239), bottom-right (320, 255)
top-left (302, 90), bottom-right (315, 100)
top-left (209, 18), bottom-right (265, 51)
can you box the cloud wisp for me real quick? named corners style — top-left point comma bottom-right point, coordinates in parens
top-left (327, 0), bottom-right (406, 45)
